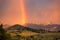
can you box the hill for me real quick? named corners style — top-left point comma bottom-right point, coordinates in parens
top-left (25, 23), bottom-right (60, 31)
top-left (5, 24), bottom-right (60, 40)
top-left (7, 24), bottom-right (45, 33)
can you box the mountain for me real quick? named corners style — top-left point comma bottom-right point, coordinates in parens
top-left (25, 23), bottom-right (45, 29)
top-left (7, 24), bottom-right (44, 33)
top-left (6, 24), bottom-right (60, 33)
top-left (7, 24), bottom-right (24, 30)
top-left (25, 23), bottom-right (60, 31)
top-left (6, 24), bottom-right (41, 37)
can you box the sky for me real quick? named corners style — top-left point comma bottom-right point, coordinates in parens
top-left (0, 0), bottom-right (60, 25)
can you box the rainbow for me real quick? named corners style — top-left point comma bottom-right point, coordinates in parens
top-left (20, 0), bottom-right (26, 25)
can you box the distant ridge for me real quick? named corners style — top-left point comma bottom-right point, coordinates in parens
top-left (25, 23), bottom-right (60, 31)
top-left (6, 24), bottom-right (60, 33)
top-left (7, 24), bottom-right (44, 33)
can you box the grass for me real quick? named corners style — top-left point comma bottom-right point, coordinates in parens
top-left (7, 30), bottom-right (60, 40)
top-left (19, 31), bottom-right (39, 37)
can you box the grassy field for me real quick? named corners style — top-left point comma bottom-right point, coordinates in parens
top-left (7, 30), bottom-right (60, 40)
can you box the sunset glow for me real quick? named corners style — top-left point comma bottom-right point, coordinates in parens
top-left (0, 0), bottom-right (60, 25)
top-left (20, 0), bottom-right (26, 25)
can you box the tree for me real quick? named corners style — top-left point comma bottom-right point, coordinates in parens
top-left (0, 24), bottom-right (11, 40)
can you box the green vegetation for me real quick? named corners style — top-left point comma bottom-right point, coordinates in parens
top-left (0, 24), bottom-right (60, 40)
top-left (0, 24), bottom-right (11, 40)
top-left (7, 31), bottom-right (60, 40)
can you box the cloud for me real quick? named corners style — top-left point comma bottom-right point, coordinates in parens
top-left (25, 0), bottom-right (59, 24)
top-left (0, 0), bottom-right (11, 18)
top-left (0, 0), bottom-right (60, 25)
